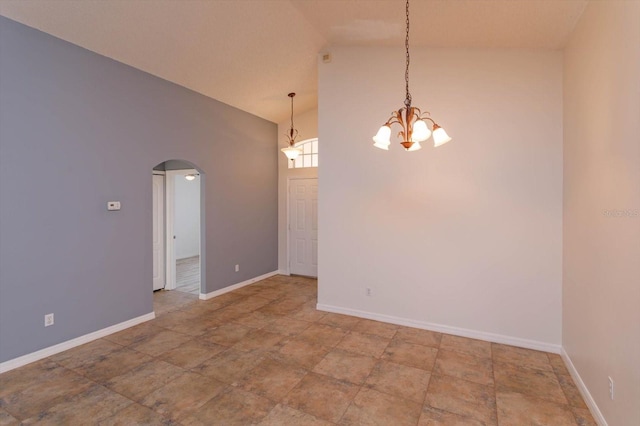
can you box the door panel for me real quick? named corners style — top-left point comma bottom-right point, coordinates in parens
top-left (289, 178), bottom-right (318, 277)
top-left (152, 174), bottom-right (165, 291)
top-left (296, 200), bottom-right (305, 230)
top-left (296, 239), bottom-right (305, 264)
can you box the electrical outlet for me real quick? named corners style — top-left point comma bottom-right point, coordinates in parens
top-left (608, 376), bottom-right (614, 400)
top-left (235, 264), bottom-right (239, 272)
top-left (44, 313), bottom-right (54, 327)
top-left (366, 288), bottom-right (372, 296)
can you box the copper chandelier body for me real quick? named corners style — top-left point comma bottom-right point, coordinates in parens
top-left (373, 0), bottom-right (451, 151)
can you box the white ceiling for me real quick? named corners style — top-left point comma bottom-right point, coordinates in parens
top-left (0, 0), bottom-right (588, 123)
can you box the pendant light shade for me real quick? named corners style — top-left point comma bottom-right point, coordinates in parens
top-left (373, 125), bottom-right (392, 150)
top-left (407, 141), bottom-right (422, 151)
top-left (281, 146), bottom-right (302, 160)
top-left (432, 124), bottom-right (452, 147)
top-left (411, 120), bottom-right (431, 142)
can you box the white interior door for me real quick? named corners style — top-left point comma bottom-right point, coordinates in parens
top-left (289, 178), bottom-right (318, 277)
top-left (152, 174), bottom-right (165, 290)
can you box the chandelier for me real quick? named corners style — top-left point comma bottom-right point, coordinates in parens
top-left (281, 92), bottom-right (302, 161)
top-left (373, 0), bottom-right (451, 151)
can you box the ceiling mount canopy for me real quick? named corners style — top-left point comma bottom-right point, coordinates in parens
top-left (281, 92), bottom-right (302, 161)
top-left (372, 0), bottom-right (451, 152)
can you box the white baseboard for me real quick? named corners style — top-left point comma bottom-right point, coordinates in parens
top-left (316, 303), bottom-right (561, 354)
top-left (199, 270), bottom-right (279, 300)
top-left (277, 269), bottom-right (290, 276)
top-left (561, 348), bottom-right (607, 426)
top-left (0, 312), bottom-right (155, 374)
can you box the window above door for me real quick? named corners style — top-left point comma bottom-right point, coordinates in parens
top-left (288, 138), bottom-right (318, 169)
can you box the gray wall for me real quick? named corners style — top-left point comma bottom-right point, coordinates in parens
top-left (0, 17), bottom-right (278, 362)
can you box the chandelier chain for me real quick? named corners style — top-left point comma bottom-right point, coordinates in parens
top-left (290, 95), bottom-right (294, 131)
top-left (404, 0), bottom-right (411, 108)
top-left (286, 92), bottom-right (298, 145)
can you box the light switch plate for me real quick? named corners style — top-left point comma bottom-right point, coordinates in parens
top-left (44, 313), bottom-right (54, 327)
top-left (107, 201), bottom-right (121, 211)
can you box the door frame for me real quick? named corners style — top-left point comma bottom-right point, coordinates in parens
top-left (152, 171), bottom-right (166, 290)
top-left (286, 177), bottom-right (318, 277)
top-left (164, 170), bottom-right (177, 290)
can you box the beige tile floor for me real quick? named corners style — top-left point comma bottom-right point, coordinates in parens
top-left (0, 275), bottom-right (596, 425)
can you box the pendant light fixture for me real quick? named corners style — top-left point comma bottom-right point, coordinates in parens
top-left (281, 92), bottom-right (302, 161)
top-left (373, 0), bottom-right (451, 151)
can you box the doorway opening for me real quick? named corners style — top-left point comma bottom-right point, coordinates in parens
top-left (152, 160), bottom-right (205, 297)
top-left (171, 169), bottom-right (201, 294)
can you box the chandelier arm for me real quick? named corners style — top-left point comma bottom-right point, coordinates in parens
top-left (405, 107), bottom-right (417, 124)
top-left (398, 120), bottom-right (408, 141)
top-left (421, 116), bottom-right (437, 126)
top-left (287, 128), bottom-right (299, 145)
top-left (384, 110), bottom-right (403, 127)
top-left (389, 110), bottom-right (404, 124)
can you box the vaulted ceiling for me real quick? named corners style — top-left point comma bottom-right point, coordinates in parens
top-left (0, 0), bottom-right (587, 123)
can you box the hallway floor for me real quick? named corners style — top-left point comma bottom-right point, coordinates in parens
top-left (0, 275), bottom-right (595, 425)
top-left (175, 255), bottom-right (200, 295)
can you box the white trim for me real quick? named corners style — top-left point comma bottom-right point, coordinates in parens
top-left (293, 137), bottom-right (318, 148)
top-left (316, 303), bottom-right (561, 354)
top-left (0, 312), bottom-right (155, 374)
top-left (165, 170), bottom-right (177, 290)
top-left (199, 271), bottom-right (279, 300)
top-left (286, 178), bottom-right (291, 277)
top-left (277, 269), bottom-right (291, 276)
top-left (152, 170), bottom-right (166, 176)
top-left (152, 173), bottom-right (166, 291)
top-left (561, 348), bottom-right (607, 426)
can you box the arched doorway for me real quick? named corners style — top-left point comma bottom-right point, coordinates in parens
top-left (152, 160), bottom-right (205, 297)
